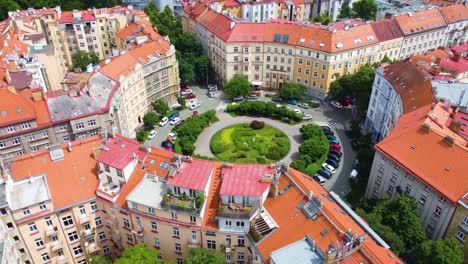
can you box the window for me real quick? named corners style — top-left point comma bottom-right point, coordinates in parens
top-left (45, 217), bottom-right (53, 227)
top-left (154, 238), bottom-right (160, 247)
top-left (225, 220), bottom-right (232, 226)
top-left (151, 221), bottom-right (158, 231)
top-left (23, 208), bottom-right (30, 215)
top-left (0, 141), bottom-right (5, 149)
top-left (391, 172), bottom-right (398, 183)
top-left (103, 245), bottom-right (110, 254)
top-left (21, 122), bottom-right (31, 129)
top-left (28, 223), bottom-right (37, 233)
top-left (126, 234), bottom-right (134, 244)
top-left (39, 202), bottom-right (46, 210)
top-left (95, 217), bottom-right (102, 226)
top-left (463, 215), bottom-right (468, 226)
top-left (59, 124), bottom-right (67, 131)
top-left (40, 131), bottom-right (48, 138)
top-left (148, 207), bottom-right (155, 215)
top-left (238, 252), bottom-right (245, 261)
top-left (226, 253), bottom-right (232, 262)
top-left (12, 138), bottom-right (20, 145)
top-left (68, 231), bottom-right (78, 243)
top-left (207, 240), bottom-right (216, 250)
top-left (41, 253), bottom-right (50, 262)
top-left (236, 221), bottom-right (245, 227)
top-left (171, 212), bottom-right (177, 220)
top-left (63, 135), bottom-right (70, 142)
top-left (434, 207), bottom-right (442, 218)
top-left (192, 230), bottom-right (197, 241)
top-left (73, 245), bottom-right (83, 256)
top-left (98, 232), bottom-right (106, 241)
top-left (75, 123), bottom-right (84, 130)
top-left (79, 205), bottom-right (86, 215)
top-left (177, 259), bottom-right (183, 264)
top-left (175, 243), bottom-right (182, 252)
top-left (439, 196), bottom-right (447, 204)
top-left (173, 227), bottom-right (180, 237)
top-left (157, 253), bottom-right (162, 261)
top-left (238, 236), bottom-right (245, 246)
top-left (419, 194), bottom-right (427, 205)
top-left (13, 236), bottom-right (19, 243)
top-left (455, 231), bottom-right (465, 242)
top-left (6, 126), bottom-right (15, 133)
top-left (90, 201), bottom-right (97, 211)
top-left (405, 184), bottom-right (412, 194)
top-left (6, 222), bottom-right (13, 229)
top-left (190, 216), bottom-right (196, 223)
top-left (123, 218), bottom-right (130, 229)
top-left (35, 238), bottom-right (44, 248)
top-left (62, 215), bottom-right (73, 227)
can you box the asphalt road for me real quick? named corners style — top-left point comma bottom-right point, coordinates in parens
top-left (143, 86), bottom-right (355, 196)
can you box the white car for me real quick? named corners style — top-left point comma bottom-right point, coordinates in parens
top-left (302, 114), bottom-right (313, 120)
top-left (169, 117), bottom-right (181, 125)
top-left (189, 103), bottom-right (201, 110)
top-left (168, 132), bottom-right (177, 140)
top-left (159, 117), bottom-right (169, 127)
top-left (350, 169), bottom-right (358, 179)
top-left (322, 163), bottom-right (336, 174)
top-left (148, 130), bottom-right (157, 140)
top-left (293, 109), bottom-right (302, 115)
top-left (330, 101), bottom-right (343, 109)
top-left (180, 89), bottom-right (193, 96)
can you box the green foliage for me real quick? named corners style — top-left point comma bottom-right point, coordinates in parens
top-left (177, 96), bottom-right (186, 108)
top-left (338, 3), bottom-right (353, 19)
top-left (291, 124), bottom-right (329, 176)
top-left (143, 112), bottom-right (159, 127)
top-left (71, 50), bottom-right (99, 71)
top-left (174, 110), bottom-right (217, 155)
top-left (299, 124), bottom-right (324, 140)
top-left (0, 0), bottom-right (21, 21)
top-left (114, 243), bottom-right (161, 264)
top-left (250, 120), bottom-right (265, 130)
top-left (329, 64), bottom-right (375, 113)
top-left (224, 74), bottom-right (252, 98)
top-left (312, 13), bottom-right (333, 25)
top-left (352, 0), bottom-right (378, 21)
top-left (135, 129), bottom-right (149, 143)
top-left (414, 238), bottom-right (464, 264)
top-left (186, 248), bottom-right (224, 264)
top-left (195, 192), bottom-right (205, 208)
top-left (89, 255), bottom-right (112, 264)
top-left (151, 99), bottom-right (170, 116)
top-left (226, 101), bottom-right (303, 122)
top-left (279, 82), bottom-right (305, 100)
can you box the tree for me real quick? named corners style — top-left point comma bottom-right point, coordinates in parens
top-left (0, 0), bottom-right (21, 21)
top-left (135, 129), bottom-right (147, 142)
top-left (71, 50), bottom-right (99, 71)
top-left (299, 137), bottom-right (328, 161)
top-left (312, 13), bottom-right (333, 25)
top-left (414, 238), bottom-right (464, 264)
top-left (279, 82), bottom-right (305, 100)
top-left (299, 124), bottom-right (324, 140)
top-left (352, 0), bottom-right (378, 21)
top-left (143, 112), bottom-right (159, 127)
top-left (151, 99), bottom-right (169, 116)
top-left (185, 248), bottom-right (224, 264)
top-left (114, 243), bottom-right (161, 264)
top-left (337, 3), bottom-right (352, 19)
top-left (224, 74), bottom-right (251, 98)
top-left (177, 96), bottom-right (186, 108)
top-left (89, 255), bottom-right (112, 264)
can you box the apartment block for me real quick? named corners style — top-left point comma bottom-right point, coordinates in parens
top-left (364, 60), bottom-right (434, 142)
top-left (370, 19), bottom-right (404, 62)
top-left (444, 193), bottom-right (468, 263)
top-left (440, 3), bottom-right (468, 46)
top-left (365, 101), bottom-right (468, 241)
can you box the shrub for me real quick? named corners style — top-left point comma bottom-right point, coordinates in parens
top-left (256, 157), bottom-right (267, 164)
top-left (250, 120), bottom-right (265, 129)
top-left (266, 146), bottom-right (281, 160)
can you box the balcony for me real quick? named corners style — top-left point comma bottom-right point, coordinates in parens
top-left (160, 194), bottom-right (202, 215)
top-left (50, 241), bottom-right (63, 251)
top-left (187, 241), bottom-right (200, 248)
top-left (55, 256), bottom-right (68, 264)
top-left (459, 222), bottom-right (468, 233)
top-left (78, 214), bottom-right (89, 224)
top-left (45, 226), bottom-right (57, 236)
top-left (96, 180), bottom-right (122, 202)
top-left (82, 228), bottom-right (95, 238)
top-left (132, 225), bottom-right (144, 236)
top-left (87, 243), bottom-right (100, 253)
top-left (217, 200), bottom-right (261, 220)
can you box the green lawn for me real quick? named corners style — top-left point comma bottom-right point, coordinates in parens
top-left (210, 124), bottom-right (290, 164)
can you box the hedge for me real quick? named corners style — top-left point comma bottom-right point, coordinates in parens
top-left (226, 101), bottom-right (302, 122)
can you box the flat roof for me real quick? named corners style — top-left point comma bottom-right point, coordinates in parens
top-left (270, 236), bottom-right (324, 264)
top-left (167, 159), bottom-right (213, 191)
top-left (7, 174), bottom-right (51, 211)
top-left (126, 174), bottom-right (165, 209)
top-left (220, 164), bottom-right (275, 196)
top-left (95, 135), bottom-right (146, 170)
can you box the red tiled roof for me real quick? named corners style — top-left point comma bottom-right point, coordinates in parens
top-left (263, 22), bottom-right (302, 45)
top-left (0, 89), bottom-right (36, 126)
top-left (10, 137), bottom-right (102, 209)
top-left (196, 9), bottom-right (233, 41)
top-left (439, 4), bottom-right (468, 23)
top-left (376, 104), bottom-right (468, 203)
top-left (226, 23), bottom-right (265, 42)
top-left (99, 53), bottom-right (140, 81)
top-left (450, 43), bottom-right (468, 54)
top-left (225, 0), bottom-right (241, 7)
top-left (59, 11), bottom-right (95, 23)
top-left (220, 164), bottom-right (275, 196)
top-left (395, 9), bottom-right (447, 36)
top-left (95, 135), bottom-right (146, 170)
top-left (440, 57), bottom-right (468, 74)
top-left (370, 19), bottom-right (404, 42)
top-left (167, 159), bottom-right (214, 191)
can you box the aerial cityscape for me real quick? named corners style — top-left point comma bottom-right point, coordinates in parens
top-left (0, 0), bottom-right (466, 263)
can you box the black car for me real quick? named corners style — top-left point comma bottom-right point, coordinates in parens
top-left (326, 135), bottom-right (337, 140)
top-left (329, 149), bottom-right (342, 157)
top-left (321, 126), bottom-right (331, 131)
top-left (328, 154), bottom-right (340, 163)
top-left (246, 95), bottom-right (258, 100)
top-left (317, 169), bottom-right (332, 179)
top-left (232, 96), bottom-right (244, 102)
top-left (326, 159), bottom-right (339, 169)
top-left (351, 139), bottom-right (360, 150)
top-left (272, 97), bottom-right (283, 102)
top-left (323, 130), bottom-right (335, 136)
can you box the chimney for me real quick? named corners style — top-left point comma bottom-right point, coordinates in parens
top-left (269, 181), bottom-right (279, 198)
top-left (444, 135), bottom-right (455, 146)
top-left (230, 21), bottom-right (235, 29)
top-left (67, 142), bottom-right (72, 152)
top-left (6, 85), bottom-right (16, 94)
top-left (104, 58), bottom-right (110, 64)
top-left (92, 147), bottom-right (101, 159)
top-left (448, 120), bottom-right (461, 133)
top-left (452, 52), bottom-right (461, 62)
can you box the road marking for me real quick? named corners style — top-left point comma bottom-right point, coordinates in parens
top-left (313, 121), bottom-right (345, 130)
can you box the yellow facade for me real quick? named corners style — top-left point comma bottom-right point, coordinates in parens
top-left (444, 199), bottom-right (468, 263)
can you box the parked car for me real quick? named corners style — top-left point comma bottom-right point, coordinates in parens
top-left (208, 84), bottom-right (218, 91)
top-left (326, 159), bottom-right (339, 169)
top-left (326, 135), bottom-right (336, 141)
top-left (339, 96), bottom-right (352, 106)
top-left (298, 103), bottom-right (310, 109)
top-left (148, 130), bottom-right (157, 140)
top-left (329, 149), bottom-right (342, 157)
top-left (330, 101), bottom-right (343, 109)
top-left (193, 111), bottom-right (199, 116)
top-left (321, 126), bottom-right (331, 131)
top-left (272, 97), bottom-right (283, 102)
top-left (313, 174), bottom-right (326, 186)
top-left (246, 95), bottom-right (258, 100)
top-left (168, 112), bottom-right (180, 121)
top-left (328, 154), bottom-right (341, 163)
top-left (302, 114), bottom-right (313, 120)
top-left (323, 130), bottom-right (335, 136)
top-left (180, 89), bottom-right (193, 96)
top-left (189, 103), bottom-right (201, 110)
top-left (293, 109), bottom-right (302, 115)
top-left (328, 139), bottom-right (340, 145)
top-left (287, 99), bottom-right (297, 105)
top-left (232, 96), bottom-right (244, 102)
top-left (322, 163), bottom-right (336, 174)
top-left (184, 93), bottom-right (196, 99)
top-left (169, 117), bottom-right (181, 125)
top-left (159, 117), bottom-right (169, 127)
top-left (350, 169), bottom-right (358, 179)
top-left (317, 169), bottom-right (332, 179)
top-left (168, 132), bottom-right (177, 140)
top-left (206, 92), bottom-right (215, 98)
top-left (330, 144), bottom-right (341, 151)
top-left (173, 119), bottom-right (185, 130)
top-left (180, 83), bottom-right (189, 90)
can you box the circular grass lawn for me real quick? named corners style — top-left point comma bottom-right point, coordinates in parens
top-left (210, 123), bottom-right (290, 164)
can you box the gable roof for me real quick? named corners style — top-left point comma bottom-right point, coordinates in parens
top-left (196, 9), bottom-right (233, 41)
top-left (0, 89), bottom-right (36, 126)
top-left (95, 135), bottom-right (146, 170)
top-left (99, 53), bottom-right (140, 81)
top-left (167, 159), bottom-right (213, 191)
top-left (220, 164), bottom-right (275, 196)
top-left (370, 19), bottom-right (404, 42)
top-left (227, 23), bottom-right (266, 43)
top-left (439, 4), bottom-right (468, 23)
top-left (395, 9), bottom-right (447, 36)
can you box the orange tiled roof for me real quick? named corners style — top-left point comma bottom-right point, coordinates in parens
top-left (116, 21), bottom-right (159, 41)
top-left (0, 89), bottom-right (36, 126)
top-left (9, 137), bottom-right (102, 209)
top-left (17, 89), bottom-right (51, 125)
top-left (127, 40), bottom-right (171, 63)
top-left (226, 23), bottom-right (265, 42)
top-left (382, 60), bottom-right (434, 113)
top-left (256, 168), bottom-right (402, 264)
top-left (376, 104), bottom-right (468, 203)
top-left (264, 22), bottom-right (302, 45)
top-left (99, 53), bottom-right (140, 81)
top-left (439, 4), bottom-right (468, 23)
top-left (196, 9), bottom-right (233, 41)
top-left (184, 2), bottom-right (209, 19)
top-left (395, 9), bottom-right (447, 36)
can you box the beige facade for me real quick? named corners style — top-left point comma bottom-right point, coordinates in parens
top-left (444, 194), bottom-right (468, 263)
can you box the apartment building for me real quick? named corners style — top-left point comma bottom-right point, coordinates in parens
top-left (444, 193), bottom-right (468, 263)
top-left (370, 19), bottom-right (404, 62)
top-left (365, 101), bottom-right (468, 241)
top-left (395, 9), bottom-right (448, 60)
top-left (440, 3), bottom-right (468, 46)
top-left (239, 0), bottom-right (280, 22)
top-left (364, 60), bottom-right (434, 142)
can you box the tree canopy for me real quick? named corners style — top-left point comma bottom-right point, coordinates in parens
top-left (89, 255), bottom-right (112, 264)
top-left (185, 248), bottom-right (224, 264)
top-left (151, 99), bottom-right (170, 116)
top-left (71, 50), bottom-right (99, 71)
top-left (352, 0), bottom-right (378, 21)
top-left (312, 13), bottom-right (333, 25)
top-left (143, 112), bottom-right (159, 127)
top-left (0, 0), bottom-right (21, 21)
top-left (114, 243), bottom-right (161, 264)
top-left (337, 3), bottom-right (353, 19)
top-left (224, 74), bottom-right (251, 98)
top-left (414, 238), bottom-right (464, 264)
top-left (279, 82), bottom-right (305, 100)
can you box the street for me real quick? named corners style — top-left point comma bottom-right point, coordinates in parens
top-left (143, 85), bottom-right (355, 196)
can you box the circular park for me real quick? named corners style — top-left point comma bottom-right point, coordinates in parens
top-left (210, 121), bottom-right (290, 164)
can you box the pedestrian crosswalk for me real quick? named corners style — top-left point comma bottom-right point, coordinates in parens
top-left (313, 121), bottom-right (345, 130)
